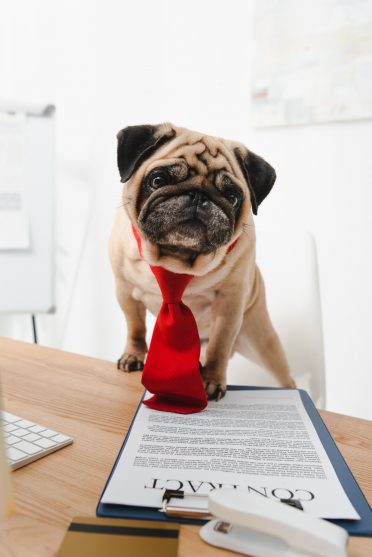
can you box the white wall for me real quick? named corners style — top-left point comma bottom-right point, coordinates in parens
top-left (0, 0), bottom-right (371, 419)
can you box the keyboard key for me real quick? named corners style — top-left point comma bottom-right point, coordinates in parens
top-left (6, 435), bottom-right (19, 445)
top-left (13, 441), bottom-right (43, 455)
top-left (23, 433), bottom-right (41, 442)
top-left (14, 419), bottom-right (34, 428)
top-left (51, 434), bottom-right (70, 443)
top-left (12, 428), bottom-right (29, 437)
top-left (3, 424), bottom-right (17, 433)
top-left (7, 447), bottom-right (27, 461)
top-left (28, 425), bottom-right (46, 433)
top-left (34, 438), bottom-right (56, 449)
top-left (1, 412), bottom-right (19, 423)
top-left (40, 429), bottom-right (58, 438)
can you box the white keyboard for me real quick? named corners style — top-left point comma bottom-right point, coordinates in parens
top-left (2, 411), bottom-right (73, 470)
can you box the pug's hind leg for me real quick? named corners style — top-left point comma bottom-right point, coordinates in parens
top-left (235, 268), bottom-right (296, 388)
top-left (115, 280), bottom-right (147, 372)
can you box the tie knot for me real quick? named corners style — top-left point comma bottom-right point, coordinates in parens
top-left (150, 265), bottom-right (193, 303)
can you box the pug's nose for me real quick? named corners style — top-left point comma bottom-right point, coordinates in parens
top-left (187, 190), bottom-right (210, 208)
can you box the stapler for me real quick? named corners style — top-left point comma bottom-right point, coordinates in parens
top-left (199, 490), bottom-right (348, 557)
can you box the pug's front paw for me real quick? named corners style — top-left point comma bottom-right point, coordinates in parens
top-left (204, 381), bottom-right (226, 401)
top-left (117, 353), bottom-right (145, 372)
top-left (200, 364), bottom-right (227, 401)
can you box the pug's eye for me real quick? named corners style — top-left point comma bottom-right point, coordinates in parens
top-left (225, 189), bottom-right (241, 208)
top-left (149, 171), bottom-right (168, 190)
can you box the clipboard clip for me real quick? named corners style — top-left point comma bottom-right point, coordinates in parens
top-left (161, 488), bottom-right (303, 520)
top-left (200, 490), bottom-right (348, 557)
top-left (161, 489), bottom-right (213, 519)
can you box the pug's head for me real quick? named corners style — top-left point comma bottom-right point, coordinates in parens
top-left (117, 123), bottom-right (276, 274)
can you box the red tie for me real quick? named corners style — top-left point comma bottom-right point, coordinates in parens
top-left (132, 226), bottom-right (208, 414)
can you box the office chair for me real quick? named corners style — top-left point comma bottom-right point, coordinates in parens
top-left (227, 227), bottom-right (326, 409)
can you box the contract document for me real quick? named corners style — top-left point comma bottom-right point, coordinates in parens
top-left (101, 389), bottom-right (359, 520)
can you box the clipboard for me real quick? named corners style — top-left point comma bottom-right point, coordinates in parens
top-left (97, 387), bottom-right (372, 536)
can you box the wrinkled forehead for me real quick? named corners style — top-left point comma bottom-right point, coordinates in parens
top-left (145, 131), bottom-right (241, 178)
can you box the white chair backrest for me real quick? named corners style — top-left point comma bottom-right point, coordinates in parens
top-left (228, 227), bottom-right (326, 408)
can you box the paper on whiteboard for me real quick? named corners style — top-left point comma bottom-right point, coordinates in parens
top-left (101, 390), bottom-right (360, 520)
top-left (0, 112), bottom-right (30, 250)
top-left (0, 112), bottom-right (26, 193)
top-left (0, 210), bottom-right (30, 249)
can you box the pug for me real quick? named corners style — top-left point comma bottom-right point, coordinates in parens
top-left (109, 123), bottom-right (295, 400)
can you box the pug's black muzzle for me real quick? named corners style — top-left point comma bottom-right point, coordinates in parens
top-left (138, 185), bottom-right (235, 253)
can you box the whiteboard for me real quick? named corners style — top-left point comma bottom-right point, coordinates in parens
top-left (0, 103), bottom-right (55, 313)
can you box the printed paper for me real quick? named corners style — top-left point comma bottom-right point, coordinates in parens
top-left (101, 390), bottom-right (359, 520)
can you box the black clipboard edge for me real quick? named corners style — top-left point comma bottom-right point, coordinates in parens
top-left (96, 387), bottom-right (372, 535)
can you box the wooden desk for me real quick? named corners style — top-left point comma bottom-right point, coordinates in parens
top-left (0, 337), bottom-right (371, 557)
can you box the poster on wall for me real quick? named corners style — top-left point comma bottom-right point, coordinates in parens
top-left (251, 0), bottom-right (372, 127)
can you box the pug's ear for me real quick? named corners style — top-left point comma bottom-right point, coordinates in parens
top-left (234, 148), bottom-right (276, 215)
top-left (117, 124), bottom-right (176, 183)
